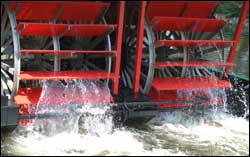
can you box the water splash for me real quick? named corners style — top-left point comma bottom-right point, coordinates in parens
top-left (176, 88), bottom-right (227, 113)
top-left (1, 80), bottom-right (249, 156)
top-left (2, 108), bottom-right (249, 156)
top-left (21, 79), bottom-right (114, 137)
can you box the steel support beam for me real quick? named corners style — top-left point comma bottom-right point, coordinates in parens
top-left (113, 1), bottom-right (125, 95)
top-left (133, 1), bottom-right (147, 95)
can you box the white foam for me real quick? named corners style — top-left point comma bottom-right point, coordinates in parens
top-left (1, 80), bottom-right (249, 156)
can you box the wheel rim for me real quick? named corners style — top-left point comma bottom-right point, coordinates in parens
top-left (122, 4), bottom-right (225, 94)
top-left (1, 2), bottom-right (113, 99)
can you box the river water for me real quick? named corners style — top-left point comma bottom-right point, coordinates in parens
top-left (1, 78), bottom-right (249, 156)
top-left (1, 109), bottom-right (249, 156)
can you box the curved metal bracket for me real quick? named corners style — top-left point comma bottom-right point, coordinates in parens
top-left (3, 2), bottom-right (21, 99)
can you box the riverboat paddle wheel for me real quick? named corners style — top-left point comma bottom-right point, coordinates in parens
top-left (1, 1), bottom-right (249, 129)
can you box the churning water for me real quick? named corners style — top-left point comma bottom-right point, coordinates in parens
top-left (1, 80), bottom-right (249, 156)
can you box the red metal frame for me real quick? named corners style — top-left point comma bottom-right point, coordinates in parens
top-left (152, 76), bottom-right (232, 91)
top-left (148, 90), bottom-right (224, 109)
top-left (10, 1), bottom-right (249, 111)
top-left (113, 1), bottom-right (125, 95)
top-left (150, 16), bottom-right (228, 32)
top-left (146, 1), bottom-right (221, 20)
top-left (19, 70), bottom-right (115, 80)
top-left (9, 1), bottom-right (110, 21)
top-left (154, 40), bottom-right (234, 47)
top-left (225, 1), bottom-right (249, 76)
top-left (133, 1), bottom-right (147, 95)
top-left (16, 23), bottom-right (117, 36)
top-left (15, 87), bottom-right (113, 105)
top-left (14, 1), bottom-right (124, 106)
top-left (133, 1), bottom-right (249, 95)
top-left (154, 61), bottom-right (236, 67)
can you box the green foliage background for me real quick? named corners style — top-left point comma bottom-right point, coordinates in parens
top-left (217, 1), bottom-right (249, 18)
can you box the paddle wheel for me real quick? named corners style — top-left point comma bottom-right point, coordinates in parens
top-left (1, 1), bottom-right (124, 127)
top-left (1, 1), bottom-right (249, 129)
top-left (123, 1), bottom-right (248, 109)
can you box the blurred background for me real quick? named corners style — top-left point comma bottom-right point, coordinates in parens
top-left (218, 1), bottom-right (249, 79)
